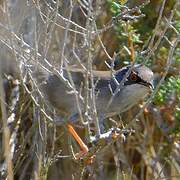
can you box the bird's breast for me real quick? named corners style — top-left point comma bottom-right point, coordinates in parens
top-left (95, 83), bottom-right (150, 116)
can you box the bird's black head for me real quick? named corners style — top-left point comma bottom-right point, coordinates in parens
top-left (114, 64), bottom-right (154, 90)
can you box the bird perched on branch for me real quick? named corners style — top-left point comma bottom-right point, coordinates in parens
top-left (35, 63), bottom-right (154, 155)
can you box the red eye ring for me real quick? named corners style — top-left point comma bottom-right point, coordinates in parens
top-left (129, 72), bottom-right (137, 81)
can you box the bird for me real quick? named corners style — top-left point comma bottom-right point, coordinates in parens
top-left (39, 64), bottom-right (153, 118)
top-left (35, 64), bottom-right (154, 155)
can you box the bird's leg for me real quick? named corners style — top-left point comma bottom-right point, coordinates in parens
top-left (67, 124), bottom-right (89, 156)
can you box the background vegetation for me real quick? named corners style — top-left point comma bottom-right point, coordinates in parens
top-left (0, 0), bottom-right (179, 179)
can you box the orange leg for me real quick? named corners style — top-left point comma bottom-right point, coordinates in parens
top-left (67, 124), bottom-right (89, 154)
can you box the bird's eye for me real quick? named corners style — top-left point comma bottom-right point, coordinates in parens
top-left (129, 72), bottom-right (138, 81)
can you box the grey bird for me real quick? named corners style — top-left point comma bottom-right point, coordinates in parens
top-left (37, 64), bottom-right (154, 122)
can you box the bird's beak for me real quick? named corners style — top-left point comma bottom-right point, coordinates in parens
top-left (147, 81), bottom-right (154, 91)
top-left (139, 81), bottom-right (154, 91)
